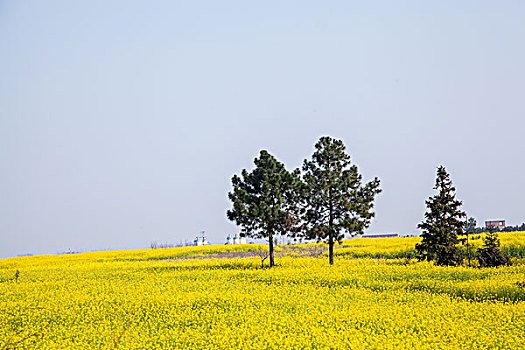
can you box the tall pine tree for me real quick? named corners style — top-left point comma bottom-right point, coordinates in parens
top-left (227, 150), bottom-right (299, 267)
top-left (299, 136), bottom-right (381, 265)
top-left (416, 166), bottom-right (466, 266)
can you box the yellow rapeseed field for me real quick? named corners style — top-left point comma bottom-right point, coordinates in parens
top-left (1, 232), bottom-right (525, 349)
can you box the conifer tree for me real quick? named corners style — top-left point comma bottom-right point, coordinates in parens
top-left (416, 166), bottom-right (466, 266)
top-left (299, 136), bottom-right (381, 265)
top-left (227, 150), bottom-right (299, 267)
top-left (477, 230), bottom-right (511, 267)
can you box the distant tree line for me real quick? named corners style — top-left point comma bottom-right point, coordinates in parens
top-left (466, 223), bottom-right (525, 234)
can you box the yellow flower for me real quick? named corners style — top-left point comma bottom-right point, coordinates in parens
top-left (1, 234), bottom-right (524, 349)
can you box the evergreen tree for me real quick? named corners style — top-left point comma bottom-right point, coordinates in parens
top-left (299, 136), bottom-right (381, 265)
top-left (227, 150), bottom-right (299, 267)
top-left (477, 230), bottom-right (511, 267)
top-left (416, 166), bottom-right (466, 266)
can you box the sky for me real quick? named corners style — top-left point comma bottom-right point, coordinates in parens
top-left (1, 1), bottom-right (524, 258)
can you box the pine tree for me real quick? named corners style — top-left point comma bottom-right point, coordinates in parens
top-left (416, 166), bottom-right (465, 266)
top-left (227, 150), bottom-right (299, 267)
top-left (299, 136), bottom-right (381, 265)
top-left (477, 230), bottom-right (511, 267)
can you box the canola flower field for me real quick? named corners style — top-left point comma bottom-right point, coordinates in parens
top-left (1, 232), bottom-right (525, 349)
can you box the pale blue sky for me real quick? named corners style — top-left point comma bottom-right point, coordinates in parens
top-left (1, 1), bottom-right (524, 257)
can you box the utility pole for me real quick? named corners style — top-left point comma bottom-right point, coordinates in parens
top-left (464, 217), bottom-right (476, 267)
top-left (466, 229), bottom-right (470, 267)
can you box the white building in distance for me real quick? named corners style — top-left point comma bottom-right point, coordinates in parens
top-left (194, 236), bottom-right (208, 246)
top-left (226, 234), bottom-right (246, 245)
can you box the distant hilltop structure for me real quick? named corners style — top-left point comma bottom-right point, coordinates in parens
top-left (226, 234), bottom-right (246, 245)
top-left (485, 220), bottom-right (505, 230)
top-left (194, 235), bottom-right (208, 246)
top-left (361, 233), bottom-right (399, 238)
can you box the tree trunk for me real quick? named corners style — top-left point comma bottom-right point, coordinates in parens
top-left (329, 233), bottom-right (334, 265)
top-left (329, 202), bottom-right (334, 265)
top-left (269, 232), bottom-right (275, 267)
top-left (466, 232), bottom-right (470, 267)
